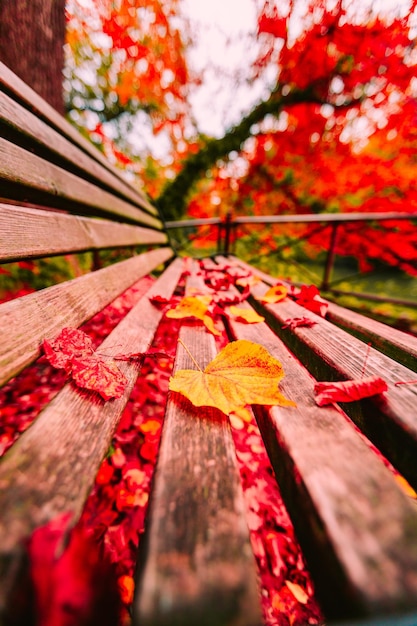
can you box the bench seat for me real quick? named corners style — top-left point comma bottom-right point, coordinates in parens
top-left (1, 62), bottom-right (417, 626)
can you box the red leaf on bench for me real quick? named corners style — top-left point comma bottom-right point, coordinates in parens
top-left (113, 350), bottom-right (170, 364)
top-left (169, 339), bottom-right (295, 416)
top-left (314, 376), bottom-right (388, 406)
top-left (149, 295), bottom-right (175, 307)
top-left (43, 327), bottom-right (94, 371)
top-left (71, 357), bottom-right (128, 401)
top-left (282, 317), bottom-right (317, 330)
top-left (43, 327), bottom-right (128, 400)
top-left (294, 285), bottom-right (328, 317)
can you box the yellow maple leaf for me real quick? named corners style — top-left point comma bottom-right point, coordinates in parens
top-left (259, 284), bottom-right (288, 304)
top-left (166, 295), bottom-right (220, 335)
top-left (229, 305), bottom-right (265, 324)
top-left (169, 339), bottom-right (295, 416)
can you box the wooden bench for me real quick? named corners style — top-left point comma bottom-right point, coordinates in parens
top-left (1, 61), bottom-right (417, 626)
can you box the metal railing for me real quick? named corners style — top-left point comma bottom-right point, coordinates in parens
top-left (165, 211), bottom-right (417, 310)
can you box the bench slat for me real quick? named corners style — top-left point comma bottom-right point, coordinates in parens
top-left (134, 265), bottom-right (262, 626)
top-left (0, 62), bottom-right (156, 215)
top-left (0, 90), bottom-right (157, 216)
top-left (0, 137), bottom-right (162, 228)
top-left (224, 296), bottom-right (417, 619)
top-left (229, 256), bottom-right (417, 374)
top-left (326, 301), bottom-right (417, 373)
top-left (242, 277), bottom-right (417, 490)
top-left (0, 257), bottom-right (184, 610)
top-left (0, 204), bottom-right (167, 262)
top-left (0, 247), bottom-right (173, 385)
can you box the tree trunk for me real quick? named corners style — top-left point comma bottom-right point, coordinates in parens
top-left (0, 0), bottom-right (66, 113)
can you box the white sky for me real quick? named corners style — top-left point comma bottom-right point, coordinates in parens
top-left (181, 0), bottom-right (267, 136)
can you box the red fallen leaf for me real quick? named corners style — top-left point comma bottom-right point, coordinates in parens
top-left (282, 317), bottom-right (317, 330)
top-left (149, 295), bottom-right (174, 307)
top-left (314, 376), bottom-right (388, 406)
top-left (294, 285), bottom-right (328, 318)
top-left (113, 350), bottom-right (170, 364)
top-left (27, 512), bottom-right (120, 626)
top-left (43, 328), bottom-right (128, 400)
top-left (43, 327), bottom-right (94, 371)
top-left (71, 357), bottom-right (127, 400)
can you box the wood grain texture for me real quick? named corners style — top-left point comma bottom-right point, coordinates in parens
top-left (0, 90), bottom-right (157, 215)
top-left (0, 257), bottom-right (184, 610)
top-left (0, 247), bottom-right (173, 385)
top-left (0, 137), bottom-right (161, 227)
top-left (227, 256), bottom-right (417, 370)
top-left (326, 300), bottom-right (417, 372)
top-left (242, 279), bottom-right (417, 491)
top-left (0, 204), bottom-right (167, 262)
top-left (224, 301), bottom-right (417, 620)
top-left (0, 62), bottom-right (156, 215)
top-left (134, 265), bottom-right (262, 626)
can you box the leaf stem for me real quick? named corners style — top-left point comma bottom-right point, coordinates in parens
top-left (178, 338), bottom-right (203, 372)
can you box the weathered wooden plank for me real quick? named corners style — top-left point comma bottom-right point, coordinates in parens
top-left (0, 97), bottom-right (152, 214)
top-left (0, 137), bottom-right (162, 228)
top-left (227, 256), bottom-right (417, 371)
top-left (0, 247), bottom-right (173, 385)
top-left (0, 62), bottom-right (156, 216)
top-left (0, 204), bottom-right (167, 262)
top-left (240, 277), bottom-right (417, 491)
top-left (134, 265), bottom-right (262, 626)
top-left (224, 298), bottom-right (417, 620)
top-left (326, 301), bottom-right (417, 373)
top-left (0, 257), bottom-right (184, 613)
top-left (0, 90), bottom-right (158, 216)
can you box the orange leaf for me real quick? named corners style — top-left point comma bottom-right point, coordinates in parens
top-left (259, 284), bottom-right (288, 304)
top-left (166, 295), bottom-right (220, 335)
top-left (229, 305), bottom-right (265, 324)
top-left (169, 339), bottom-right (295, 416)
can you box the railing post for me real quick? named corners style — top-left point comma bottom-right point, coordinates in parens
top-left (223, 212), bottom-right (233, 255)
top-left (321, 223), bottom-right (339, 290)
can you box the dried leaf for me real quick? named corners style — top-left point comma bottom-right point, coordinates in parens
top-left (169, 339), bottom-right (295, 416)
top-left (149, 295), bottom-right (173, 307)
top-left (43, 327), bottom-right (94, 371)
top-left (282, 317), bottom-right (317, 330)
top-left (166, 295), bottom-right (220, 335)
top-left (314, 376), bottom-right (388, 406)
top-left (71, 357), bottom-right (127, 400)
top-left (43, 327), bottom-right (128, 400)
top-left (229, 305), bottom-right (265, 324)
top-left (113, 350), bottom-right (170, 363)
top-left (295, 285), bottom-right (328, 317)
top-left (260, 284), bottom-right (288, 304)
